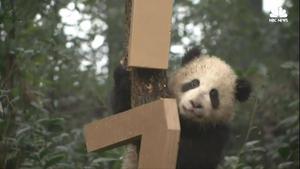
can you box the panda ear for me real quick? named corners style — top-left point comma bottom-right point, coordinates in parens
top-left (181, 47), bottom-right (201, 66)
top-left (235, 78), bottom-right (252, 102)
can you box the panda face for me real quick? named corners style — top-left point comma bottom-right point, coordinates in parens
top-left (169, 56), bottom-right (237, 124)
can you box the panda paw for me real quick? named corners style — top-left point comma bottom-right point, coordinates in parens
top-left (110, 64), bottom-right (131, 114)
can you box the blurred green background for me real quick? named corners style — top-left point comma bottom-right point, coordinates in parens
top-left (0, 0), bottom-right (298, 169)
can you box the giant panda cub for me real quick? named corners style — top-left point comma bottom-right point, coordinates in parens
top-left (111, 48), bottom-right (252, 169)
top-left (169, 48), bottom-right (251, 169)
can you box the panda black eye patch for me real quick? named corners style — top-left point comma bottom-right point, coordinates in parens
top-left (210, 88), bottom-right (220, 109)
top-left (181, 79), bottom-right (200, 92)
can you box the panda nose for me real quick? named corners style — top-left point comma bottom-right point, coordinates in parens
top-left (190, 100), bottom-right (203, 109)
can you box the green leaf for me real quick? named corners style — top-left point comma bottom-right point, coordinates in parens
top-left (288, 99), bottom-right (299, 108)
top-left (245, 140), bottom-right (260, 147)
top-left (278, 146), bottom-right (290, 159)
top-left (44, 154), bottom-right (65, 169)
top-left (38, 147), bottom-right (50, 159)
top-left (16, 126), bottom-right (31, 137)
top-left (31, 101), bottom-right (49, 114)
top-left (277, 115), bottom-right (299, 129)
top-left (278, 162), bottom-right (294, 169)
top-left (250, 147), bottom-right (266, 153)
top-left (0, 118), bottom-right (4, 130)
top-left (281, 61), bottom-right (298, 69)
top-left (0, 101), bottom-right (3, 112)
top-left (92, 157), bottom-right (119, 164)
top-left (38, 118), bottom-right (65, 132)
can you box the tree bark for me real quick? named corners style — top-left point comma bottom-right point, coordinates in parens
top-left (121, 1), bottom-right (169, 168)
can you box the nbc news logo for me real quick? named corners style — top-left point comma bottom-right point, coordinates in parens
top-left (269, 7), bottom-right (288, 23)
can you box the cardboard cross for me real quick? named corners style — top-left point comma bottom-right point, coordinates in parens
top-left (84, 0), bottom-right (178, 169)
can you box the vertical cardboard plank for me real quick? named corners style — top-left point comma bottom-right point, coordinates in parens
top-left (138, 99), bottom-right (180, 169)
top-left (128, 0), bottom-right (173, 69)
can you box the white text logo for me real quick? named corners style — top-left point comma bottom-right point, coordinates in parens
top-left (269, 7), bottom-right (288, 23)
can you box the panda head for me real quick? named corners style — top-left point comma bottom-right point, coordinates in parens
top-left (168, 48), bottom-right (252, 124)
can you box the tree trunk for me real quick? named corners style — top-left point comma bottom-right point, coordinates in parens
top-left (131, 69), bottom-right (168, 106)
top-left (121, 1), bottom-right (169, 168)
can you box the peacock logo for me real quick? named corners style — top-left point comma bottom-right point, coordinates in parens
top-left (269, 7), bottom-right (288, 23)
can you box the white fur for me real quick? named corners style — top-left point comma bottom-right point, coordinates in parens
top-left (168, 55), bottom-right (237, 123)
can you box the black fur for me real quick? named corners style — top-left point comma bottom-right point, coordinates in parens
top-left (111, 64), bottom-right (131, 114)
top-left (181, 47), bottom-right (201, 66)
top-left (181, 79), bottom-right (200, 92)
top-left (177, 116), bottom-right (230, 169)
top-left (235, 78), bottom-right (252, 102)
top-left (210, 89), bottom-right (220, 109)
